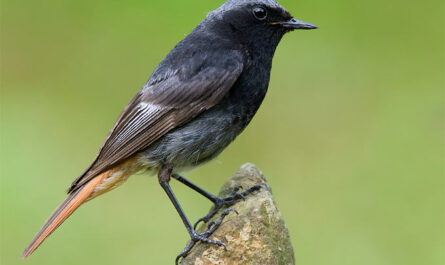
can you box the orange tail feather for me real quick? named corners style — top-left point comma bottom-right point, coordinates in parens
top-left (22, 172), bottom-right (109, 258)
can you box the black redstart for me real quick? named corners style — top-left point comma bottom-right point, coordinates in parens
top-left (23, 0), bottom-right (317, 263)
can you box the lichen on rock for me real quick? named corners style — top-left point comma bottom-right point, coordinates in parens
top-left (181, 163), bottom-right (295, 265)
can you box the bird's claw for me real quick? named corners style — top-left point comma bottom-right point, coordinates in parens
top-left (193, 184), bottom-right (265, 230)
top-left (176, 208), bottom-right (234, 265)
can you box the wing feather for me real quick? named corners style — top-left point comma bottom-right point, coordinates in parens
top-left (68, 50), bottom-right (243, 192)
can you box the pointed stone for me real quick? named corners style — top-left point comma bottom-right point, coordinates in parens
top-left (181, 163), bottom-right (295, 265)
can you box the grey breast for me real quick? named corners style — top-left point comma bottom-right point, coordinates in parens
top-left (141, 102), bottom-right (244, 170)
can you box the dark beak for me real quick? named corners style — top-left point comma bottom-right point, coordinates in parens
top-left (273, 18), bottom-right (318, 30)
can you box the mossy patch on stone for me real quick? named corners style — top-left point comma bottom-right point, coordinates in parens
top-left (181, 163), bottom-right (295, 265)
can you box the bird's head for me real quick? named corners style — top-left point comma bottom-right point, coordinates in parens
top-left (206, 0), bottom-right (317, 46)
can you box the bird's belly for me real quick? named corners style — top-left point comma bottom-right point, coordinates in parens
top-left (139, 106), bottom-right (245, 172)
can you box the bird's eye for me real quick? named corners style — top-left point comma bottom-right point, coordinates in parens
top-left (252, 7), bottom-right (267, 21)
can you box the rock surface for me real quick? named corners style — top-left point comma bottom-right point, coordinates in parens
top-left (181, 163), bottom-right (295, 265)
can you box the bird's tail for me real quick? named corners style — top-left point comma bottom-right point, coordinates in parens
top-left (22, 172), bottom-right (107, 258)
top-left (22, 157), bottom-right (143, 258)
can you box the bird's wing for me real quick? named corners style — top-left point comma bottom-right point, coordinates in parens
top-left (68, 50), bottom-right (244, 193)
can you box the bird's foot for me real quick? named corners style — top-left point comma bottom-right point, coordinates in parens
top-left (193, 184), bottom-right (265, 229)
top-left (176, 208), bottom-right (235, 265)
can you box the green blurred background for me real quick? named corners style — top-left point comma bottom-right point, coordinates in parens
top-left (1, 0), bottom-right (443, 264)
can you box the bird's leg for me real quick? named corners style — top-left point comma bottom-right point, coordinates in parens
top-left (172, 174), bottom-right (265, 229)
top-left (158, 165), bottom-right (234, 265)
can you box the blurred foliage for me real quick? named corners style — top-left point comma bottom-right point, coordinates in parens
top-left (1, 0), bottom-right (443, 265)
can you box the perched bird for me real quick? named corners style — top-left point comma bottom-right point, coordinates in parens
top-left (23, 0), bottom-right (317, 263)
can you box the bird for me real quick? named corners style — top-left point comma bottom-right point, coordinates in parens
top-left (23, 0), bottom-right (317, 263)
